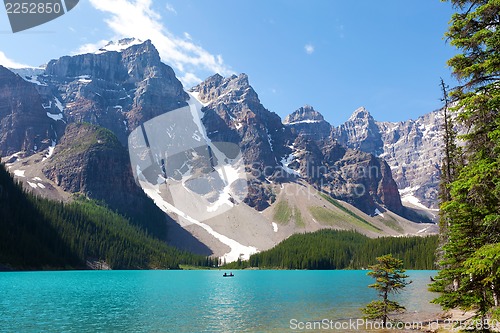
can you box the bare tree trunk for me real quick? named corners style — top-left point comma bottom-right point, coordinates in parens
top-left (383, 290), bottom-right (388, 328)
top-left (492, 283), bottom-right (498, 307)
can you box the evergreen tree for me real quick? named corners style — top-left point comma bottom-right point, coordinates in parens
top-left (361, 254), bottom-right (411, 327)
top-left (464, 244), bottom-right (500, 321)
top-left (243, 229), bottom-right (438, 270)
top-left (431, 0), bottom-right (500, 325)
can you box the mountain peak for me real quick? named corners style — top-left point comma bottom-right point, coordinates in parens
top-left (191, 73), bottom-right (257, 105)
top-left (232, 73), bottom-right (249, 85)
top-left (283, 105), bottom-right (326, 125)
top-left (335, 106), bottom-right (384, 160)
top-left (96, 38), bottom-right (146, 54)
top-left (283, 105), bottom-right (331, 141)
top-left (348, 107), bottom-right (373, 122)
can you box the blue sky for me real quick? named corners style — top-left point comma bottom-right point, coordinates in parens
top-left (0, 0), bottom-right (458, 125)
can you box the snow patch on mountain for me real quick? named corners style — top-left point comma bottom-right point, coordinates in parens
top-left (77, 75), bottom-right (92, 84)
top-left (266, 129), bottom-right (274, 152)
top-left (286, 119), bottom-right (322, 125)
top-left (56, 98), bottom-right (64, 111)
top-left (96, 38), bottom-right (144, 54)
top-left (141, 185), bottom-right (258, 262)
top-left (374, 208), bottom-right (384, 218)
top-left (9, 67), bottom-right (46, 86)
top-left (46, 112), bottom-right (64, 121)
top-left (42, 140), bottom-right (56, 161)
top-left (13, 170), bottom-right (25, 177)
top-left (281, 152), bottom-right (301, 177)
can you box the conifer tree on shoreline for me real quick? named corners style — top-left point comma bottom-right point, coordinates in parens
top-left (361, 254), bottom-right (411, 328)
top-left (431, 0), bottom-right (500, 327)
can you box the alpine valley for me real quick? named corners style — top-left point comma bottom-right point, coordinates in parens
top-left (0, 39), bottom-right (442, 264)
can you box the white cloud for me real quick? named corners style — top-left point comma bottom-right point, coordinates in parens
top-left (180, 72), bottom-right (203, 87)
top-left (304, 43), bottom-right (315, 55)
top-left (0, 51), bottom-right (30, 69)
top-left (86, 0), bottom-right (233, 86)
top-left (72, 40), bottom-right (109, 55)
top-left (165, 3), bottom-right (177, 15)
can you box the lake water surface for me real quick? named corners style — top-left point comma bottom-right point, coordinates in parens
top-left (0, 270), bottom-right (441, 332)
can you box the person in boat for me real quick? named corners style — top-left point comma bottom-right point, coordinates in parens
top-left (223, 273), bottom-right (227, 277)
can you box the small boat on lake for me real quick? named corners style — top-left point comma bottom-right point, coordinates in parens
top-left (223, 272), bottom-right (234, 277)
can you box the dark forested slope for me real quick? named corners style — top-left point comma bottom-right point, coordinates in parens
top-left (0, 162), bottom-right (208, 270)
top-left (246, 230), bottom-right (438, 270)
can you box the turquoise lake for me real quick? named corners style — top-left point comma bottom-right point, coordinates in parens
top-left (0, 270), bottom-right (440, 332)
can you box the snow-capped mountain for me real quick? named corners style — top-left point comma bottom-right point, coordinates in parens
top-left (190, 73), bottom-right (408, 217)
top-left (0, 39), bottom-right (438, 261)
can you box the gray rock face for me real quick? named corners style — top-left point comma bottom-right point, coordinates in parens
top-left (283, 105), bottom-right (332, 141)
top-left (43, 38), bottom-right (188, 145)
top-left (334, 107), bottom-right (384, 156)
top-left (288, 134), bottom-right (404, 215)
top-left (0, 66), bottom-right (53, 156)
top-left (0, 40), bottom-right (188, 238)
top-left (377, 111), bottom-right (443, 208)
top-left (192, 73), bottom-right (291, 169)
top-left (191, 73), bottom-right (291, 210)
top-left (334, 107), bottom-right (444, 209)
top-left (192, 75), bottom-right (408, 217)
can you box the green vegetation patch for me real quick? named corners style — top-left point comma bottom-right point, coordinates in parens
top-left (308, 206), bottom-right (345, 226)
top-left (273, 200), bottom-right (292, 225)
top-left (294, 206), bottom-right (305, 228)
top-left (51, 123), bottom-right (123, 162)
top-left (381, 215), bottom-right (404, 233)
top-left (319, 193), bottom-right (381, 232)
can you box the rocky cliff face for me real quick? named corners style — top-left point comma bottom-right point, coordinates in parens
top-left (191, 74), bottom-right (408, 216)
top-left (334, 107), bottom-right (384, 156)
top-left (377, 111), bottom-right (443, 208)
top-left (283, 105), bottom-right (332, 141)
top-left (42, 38), bottom-right (188, 145)
top-left (287, 134), bottom-right (404, 215)
top-left (0, 66), bottom-right (53, 156)
top-left (191, 73), bottom-right (291, 209)
top-left (192, 73), bottom-right (289, 168)
top-left (334, 107), bottom-right (444, 209)
top-left (42, 122), bottom-right (167, 237)
top-left (0, 39), bottom-right (190, 238)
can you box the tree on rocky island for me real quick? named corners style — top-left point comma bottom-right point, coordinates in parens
top-left (361, 254), bottom-right (411, 327)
